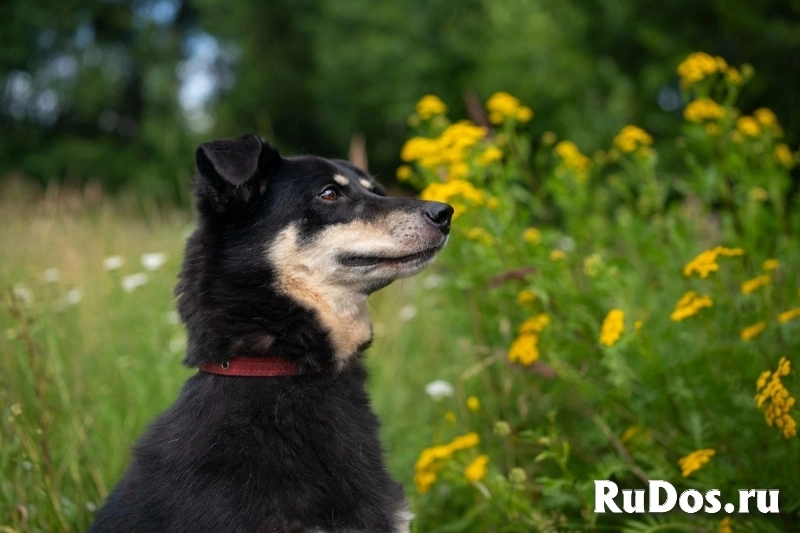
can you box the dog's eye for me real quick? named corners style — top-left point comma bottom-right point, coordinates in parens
top-left (319, 187), bottom-right (341, 201)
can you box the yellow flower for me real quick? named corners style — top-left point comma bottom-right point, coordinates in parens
top-left (621, 426), bottom-right (639, 444)
top-left (414, 470), bottom-right (436, 493)
top-left (725, 67), bottom-right (743, 85)
top-left (720, 517), bottom-right (732, 533)
top-left (599, 309), bottom-right (625, 347)
top-left (741, 274), bottom-right (771, 295)
top-left (740, 322), bottom-right (766, 341)
top-left (486, 91), bottom-right (523, 123)
top-left (754, 107), bottom-right (778, 128)
top-left (613, 125), bottom-right (653, 154)
top-left (705, 123), bottom-right (722, 136)
top-left (678, 448), bottom-right (715, 477)
top-left (549, 249), bottom-right (566, 261)
top-left (444, 411), bottom-right (456, 424)
top-left (517, 290), bottom-right (536, 305)
top-left (670, 291), bottom-right (713, 321)
top-left (416, 95), bottom-right (447, 120)
top-left (508, 334), bottom-right (540, 366)
top-left (467, 227), bottom-right (493, 246)
top-left (778, 308), bottom-right (800, 324)
top-left (467, 396), bottom-right (480, 412)
top-left (683, 246), bottom-right (744, 278)
top-left (775, 144), bottom-right (795, 169)
top-left (476, 146), bottom-right (503, 166)
top-left (541, 131), bottom-right (557, 145)
top-left (401, 137), bottom-right (440, 163)
top-left (421, 180), bottom-right (486, 218)
top-left (519, 314), bottom-right (550, 335)
top-left (763, 259), bottom-right (779, 271)
top-left (634, 320), bottom-right (643, 331)
top-left (465, 454), bottom-right (489, 482)
top-left (683, 98), bottom-right (725, 122)
top-left (515, 106), bottom-right (533, 122)
top-left (396, 165), bottom-right (412, 181)
top-left (736, 116), bottom-right (761, 137)
top-left (487, 197), bottom-right (500, 209)
top-left (523, 227), bottom-right (541, 244)
top-left (677, 52), bottom-right (719, 87)
top-left (414, 432), bottom-right (482, 493)
top-left (755, 357), bottom-right (797, 438)
top-left (554, 141), bottom-right (592, 180)
top-left (749, 187), bottom-right (769, 202)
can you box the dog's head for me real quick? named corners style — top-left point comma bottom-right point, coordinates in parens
top-left (179, 134), bottom-right (452, 367)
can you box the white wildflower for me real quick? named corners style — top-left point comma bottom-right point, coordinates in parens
top-left (103, 256), bottom-right (125, 271)
top-left (423, 274), bottom-right (444, 289)
top-left (43, 268), bottom-right (60, 283)
top-left (164, 310), bottom-right (180, 325)
top-left (425, 380), bottom-right (455, 400)
top-left (141, 253), bottom-right (167, 271)
top-left (398, 305), bottom-right (417, 322)
top-left (12, 285), bottom-right (33, 305)
top-left (121, 273), bottom-right (148, 293)
top-left (65, 288), bottom-right (83, 305)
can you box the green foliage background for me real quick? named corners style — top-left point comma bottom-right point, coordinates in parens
top-left (2, 0), bottom-right (800, 200)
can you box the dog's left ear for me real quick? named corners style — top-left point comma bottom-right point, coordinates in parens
top-left (195, 134), bottom-right (280, 212)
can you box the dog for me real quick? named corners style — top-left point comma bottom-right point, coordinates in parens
top-left (89, 134), bottom-right (453, 532)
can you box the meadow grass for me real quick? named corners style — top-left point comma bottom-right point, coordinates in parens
top-left (0, 181), bottom-right (464, 532)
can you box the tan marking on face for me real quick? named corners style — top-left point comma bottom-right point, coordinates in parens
top-left (269, 225), bottom-right (372, 365)
top-left (334, 174), bottom-right (349, 186)
top-left (359, 178), bottom-right (372, 190)
top-left (269, 213), bottom-right (443, 365)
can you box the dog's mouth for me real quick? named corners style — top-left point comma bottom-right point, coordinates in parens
top-left (339, 244), bottom-right (443, 268)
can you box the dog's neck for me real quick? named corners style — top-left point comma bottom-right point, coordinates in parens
top-left (269, 225), bottom-right (373, 367)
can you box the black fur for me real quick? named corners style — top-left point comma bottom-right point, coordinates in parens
top-left (89, 134), bottom-right (452, 533)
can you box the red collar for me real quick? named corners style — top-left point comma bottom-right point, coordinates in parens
top-left (200, 357), bottom-right (299, 377)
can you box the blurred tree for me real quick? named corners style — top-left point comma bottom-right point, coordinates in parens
top-left (1, 0), bottom-right (798, 200)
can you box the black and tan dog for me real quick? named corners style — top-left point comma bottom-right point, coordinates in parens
top-left (89, 134), bottom-right (453, 533)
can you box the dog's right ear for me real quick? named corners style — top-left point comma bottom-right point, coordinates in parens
top-left (194, 134), bottom-right (280, 212)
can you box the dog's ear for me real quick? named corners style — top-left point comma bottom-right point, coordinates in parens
top-left (195, 134), bottom-right (280, 212)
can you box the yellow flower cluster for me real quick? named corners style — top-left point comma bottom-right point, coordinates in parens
top-left (683, 98), bottom-right (725, 122)
top-left (485, 92), bottom-right (533, 125)
top-left (599, 309), bottom-right (625, 347)
top-left (401, 120), bottom-right (487, 179)
top-left (740, 322), bottom-right (766, 341)
top-left (778, 307), bottom-right (800, 324)
top-left (517, 289), bottom-right (536, 305)
top-left (467, 396), bottom-right (480, 412)
top-left (396, 165), bottom-right (412, 181)
top-left (755, 357), bottom-right (797, 438)
top-left (754, 107), bottom-right (777, 128)
top-left (612, 125), bottom-right (653, 154)
top-left (720, 518), bottom-right (732, 533)
top-left (736, 116), bottom-right (761, 137)
top-left (775, 144), bottom-right (795, 169)
top-left (670, 291), bottom-right (713, 322)
top-left (677, 52), bottom-right (729, 88)
top-left (420, 180), bottom-right (486, 218)
top-left (762, 259), bottom-right (780, 271)
top-left (741, 274), bottom-right (771, 295)
top-left (508, 314), bottom-right (549, 366)
top-left (467, 227), bottom-right (494, 246)
top-left (523, 227), bottom-right (541, 244)
top-left (554, 141), bottom-right (592, 180)
top-left (476, 146), bottom-right (502, 167)
top-left (414, 432), bottom-right (481, 493)
top-left (415, 95), bottom-right (447, 120)
top-left (678, 448), bottom-right (715, 477)
top-left (464, 454), bottom-right (489, 482)
top-left (682, 246), bottom-right (744, 278)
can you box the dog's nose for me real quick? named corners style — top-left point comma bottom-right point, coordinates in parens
top-left (423, 202), bottom-right (454, 235)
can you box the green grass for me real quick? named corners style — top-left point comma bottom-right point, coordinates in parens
top-left (0, 181), bottom-right (471, 532)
